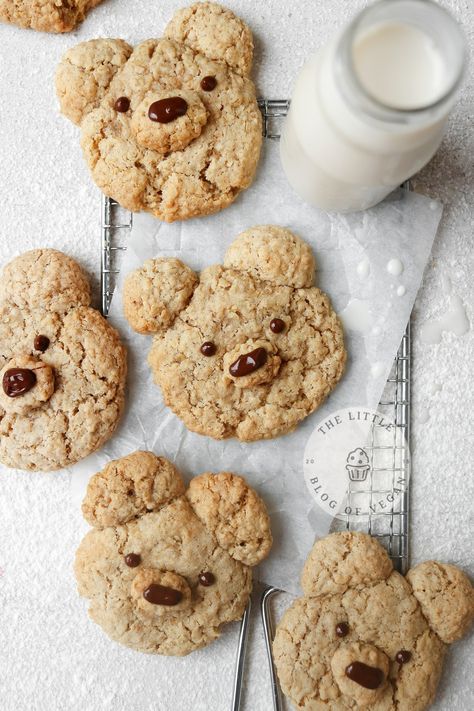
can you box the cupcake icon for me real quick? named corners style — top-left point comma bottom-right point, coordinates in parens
top-left (345, 447), bottom-right (370, 481)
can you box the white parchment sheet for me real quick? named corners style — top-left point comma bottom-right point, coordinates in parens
top-left (71, 143), bottom-right (442, 595)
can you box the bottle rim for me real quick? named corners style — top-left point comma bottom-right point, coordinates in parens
top-left (335, 0), bottom-right (467, 124)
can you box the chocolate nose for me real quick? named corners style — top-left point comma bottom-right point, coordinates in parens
top-left (229, 347), bottom-right (267, 377)
top-left (3, 367), bottom-right (36, 397)
top-left (148, 96), bottom-right (188, 123)
top-left (0, 356), bottom-right (55, 415)
top-left (345, 661), bottom-right (385, 690)
top-left (143, 583), bottom-right (182, 606)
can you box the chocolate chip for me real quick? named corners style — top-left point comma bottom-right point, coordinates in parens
top-left (345, 662), bottom-right (385, 690)
top-left (198, 571), bottom-right (215, 586)
top-left (148, 97), bottom-right (188, 124)
top-left (2, 368), bottom-right (37, 397)
top-left (201, 76), bottom-right (217, 91)
top-left (124, 553), bottom-right (141, 568)
top-left (200, 341), bottom-right (216, 356)
top-left (229, 347), bottom-right (267, 377)
top-left (34, 335), bottom-right (50, 352)
top-left (143, 584), bottom-right (183, 606)
top-left (336, 622), bottom-right (349, 637)
top-left (115, 96), bottom-right (130, 113)
top-left (270, 318), bottom-right (285, 333)
top-left (395, 650), bottom-right (412, 665)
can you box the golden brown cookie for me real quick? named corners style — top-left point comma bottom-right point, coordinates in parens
top-left (0, 0), bottom-right (103, 33)
top-left (273, 532), bottom-right (474, 711)
top-left (0, 249), bottom-right (127, 471)
top-left (123, 226), bottom-right (346, 441)
top-left (55, 3), bottom-right (262, 222)
top-left (76, 451), bottom-right (272, 655)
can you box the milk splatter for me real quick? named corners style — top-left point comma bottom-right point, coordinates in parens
top-left (339, 299), bottom-right (373, 332)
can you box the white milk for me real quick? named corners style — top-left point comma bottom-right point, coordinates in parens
top-left (280, 0), bottom-right (465, 212)
top-left (352, 23), bottom-right (447, 111)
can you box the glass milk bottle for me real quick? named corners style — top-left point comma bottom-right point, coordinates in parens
top-left (280, 0), bottom-right (466, 212)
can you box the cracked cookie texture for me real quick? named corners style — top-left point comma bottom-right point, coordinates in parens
top-left (76, 451), bottom-right (272, 655)
top-left (123, 225), bottom-right (346, 441)
top-left (0, 0), bottom-right (103, 33)
top-left (273, 531), bottom-right (474, 711)
top-left (55, 2), bottom-right (262, 222)
top-left (0, 249), bottom-right (126, 471)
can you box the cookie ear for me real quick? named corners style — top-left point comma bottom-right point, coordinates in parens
top-left (82, 451), bottom-right (186, 529)
top-left (56, 38), bottom-right (133, 125)
top-left (224, 226), bottom-right (316, 289)
top-left (407, 561), bottom-right (474, 644)
top-left (187, 472), bottom-right (272, 566)
top-left (0, 248), bottom-right (90, 313)
top-left (164, 2), bottom-right (254, 76)
top-left (301, 532), bottom-right (393, 596)
top-left (123, 258), bottom-right (198, 334)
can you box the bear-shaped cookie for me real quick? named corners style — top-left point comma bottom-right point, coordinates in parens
top-left (0, 0), bottom-right (103, 33)
top-left (122, 225), bottom-right (346, 441)
top-left (273, 531), bottom-right (474, 711)
top-left (55, 2), bottom-right (262, 222)
top-left (0, 249), bottom-right (127, 471)
top-left (75, 451), bottom-right (272, 655)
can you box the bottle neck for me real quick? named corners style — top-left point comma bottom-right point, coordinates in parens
top-left (333, 0), bottom-right (466, 128)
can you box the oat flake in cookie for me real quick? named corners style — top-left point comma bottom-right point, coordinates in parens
top-left (273, 531), bottom-right (474, 711)
top-left (55, 2), bottom-right (262, 223)
top-left (75, 451), bottom-right (272, 655)
top-left (0, 0), bottom-right (103, 33)
top-left (0, 249), bottom-right (127, 472)
top-left (122, 226), bottom-right (346, 441)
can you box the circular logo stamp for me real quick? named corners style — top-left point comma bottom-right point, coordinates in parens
top-left (303, 407), bottom-right (410, 521)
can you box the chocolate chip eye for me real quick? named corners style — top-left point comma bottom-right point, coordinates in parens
top-left (34, 335), bottom-right (50, 352)
top-left (200, 341), bottom-right (216, 356)
top-left (148, 97), bottom-right (188, 123)
top-left (124, 553), bottom-right (141, 568)
top-left (335, 621), bottom-right (349, 637)
top-left (270, 318), bottom-right (285, 333)
top-left (201, 76), bottom-right (217, 91)
top-left (115, 96), bottom-right (130, 113)
top-left (395, 650), bottom-right (412, 665)
top-left (198, 571), bottom-right (215, 586)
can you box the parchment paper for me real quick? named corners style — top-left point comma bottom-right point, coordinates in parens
top-left (71, 142), bottom-right (442, 595)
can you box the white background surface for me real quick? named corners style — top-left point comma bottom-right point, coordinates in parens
top-left (0, 1), bottom-right (472, 710)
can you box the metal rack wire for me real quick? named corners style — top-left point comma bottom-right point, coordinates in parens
top-left (100, 99), bottom-right (411, 711)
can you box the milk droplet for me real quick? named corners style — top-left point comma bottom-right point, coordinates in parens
top-left (420, 295), bottom-right (469, 344)
top-left (387, 258), bottom-right (404, 276)
top-left (418, 408), bottom-right (430, 424)
top-left (429, 200), bottom-right (438, 211)
top-left (357, 258), bottom-right (370, 279)
top-left (339, 299), bottom-right (373, 333)
top-left (397, 285), bottom-right (406, 297)
top-left (429, 382), bottom-right (442, 396)
top-left (371, 362), bottom-right (385, 378)
top-left (372, 325), bottom-right (382, 336)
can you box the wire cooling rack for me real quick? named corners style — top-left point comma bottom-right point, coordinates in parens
top-left (100, 99), bottom-right (411, 711)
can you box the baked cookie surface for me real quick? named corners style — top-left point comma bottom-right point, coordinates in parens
top-left (273, 532), bottom-right (474, 711)
top-left (0, 0), bottom-right (102, 33)
top-left (76, 451), bottom-right (272, 655)
top-left (123, 226), bottom-right (346, 441)
top-left (0, 249), bottom-right (127, 471)
top-left (55, 2), bottom-right (262, 222)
